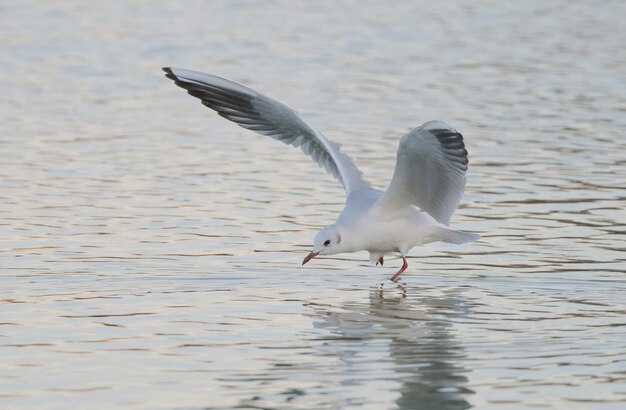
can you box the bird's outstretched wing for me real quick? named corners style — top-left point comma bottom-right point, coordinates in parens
top-left (373, 121), bottom-right (468, 225)
top-left (162, 67), bottom-right (371, 197)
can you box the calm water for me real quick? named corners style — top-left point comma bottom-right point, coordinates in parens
top-left (1, 1), bottom-right (626, 409)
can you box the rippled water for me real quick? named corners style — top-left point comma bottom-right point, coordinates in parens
top-left (2, 1), bottom-right (626, 409)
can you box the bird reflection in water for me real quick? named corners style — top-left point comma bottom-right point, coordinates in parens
top-left (309, 287), bottom-right (473, 410)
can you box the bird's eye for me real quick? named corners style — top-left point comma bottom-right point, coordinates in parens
top-left (324, 240), bottom-right (331, 246)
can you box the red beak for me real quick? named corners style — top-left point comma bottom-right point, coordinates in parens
top-left (302, 251), bottom-right (319, 265)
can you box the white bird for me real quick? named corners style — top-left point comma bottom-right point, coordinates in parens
top-left (163, 67), bottom-right (479, 282)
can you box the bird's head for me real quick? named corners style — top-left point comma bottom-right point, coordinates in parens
top-left (302, 225), bottom-right (342, 265)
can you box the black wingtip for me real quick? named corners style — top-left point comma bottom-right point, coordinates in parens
top-left (162, 67), bottom-right (178, 82)
top-left (162, 67), bottom-right (176, 80)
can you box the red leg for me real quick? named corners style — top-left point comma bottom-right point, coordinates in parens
top-left (378, 256), bottom-right (384, 266)
top-left (390, 257), bottom-right (408, 282)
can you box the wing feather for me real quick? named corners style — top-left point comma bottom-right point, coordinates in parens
top-left (163, 67), bottom-right (370, 197)
top-left (374, 121), bottom-right (469, 225)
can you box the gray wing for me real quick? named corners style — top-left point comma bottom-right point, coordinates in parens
top-left (163, 67), bottom-right (370, 197)
top-left (373, 121), bottom-right (468, 225)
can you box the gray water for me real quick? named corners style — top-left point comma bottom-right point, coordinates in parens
top-left (1, 1), bottom-right (626, 409)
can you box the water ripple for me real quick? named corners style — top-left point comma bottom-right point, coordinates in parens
top-left (1, 1), bottom-right (626, 409)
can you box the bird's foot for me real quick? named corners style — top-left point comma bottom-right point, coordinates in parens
top-left (376, 256), bottom-right (384, 266)
top-left (389, 257), bottom-right (408, 282)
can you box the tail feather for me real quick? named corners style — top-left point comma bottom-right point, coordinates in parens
top-left (437, 228), bottom-right (480, 244)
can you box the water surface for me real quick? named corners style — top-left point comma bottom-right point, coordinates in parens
top-left (1, 1), bottom-right (625, 409)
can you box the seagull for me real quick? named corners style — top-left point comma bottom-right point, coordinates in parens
top-left (163, 67), bottom-right (479, 282)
